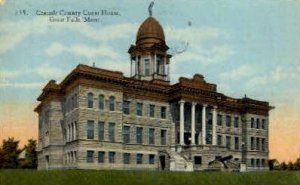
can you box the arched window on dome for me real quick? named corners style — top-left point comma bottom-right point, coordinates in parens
top-left (109, 96), bottom-right (115, 111)
top-left (98, 95), bottom-right (104, 110)
top-left (87, 92), bottom-right (93, 108)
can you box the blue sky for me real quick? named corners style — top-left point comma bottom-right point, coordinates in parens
top-left (0, 0), bottom-right (300, 161)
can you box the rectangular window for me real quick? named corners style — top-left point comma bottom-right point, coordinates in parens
top-left (123, 126), bottom-right (130, 144)
top-left (251, 137), bottom-right (255, 150)
top-left (226, 136), bottom-right (231, 149)
top-left (98, 95), bottom-right (104, 110)
top-left (98, 122), bottom-right (104, 141)
top-left (144, 59), bottom-right (150, 75)
top-left (149, 154), bottom-right (155, 164)
top-left (217, 114), bottom-right (222, 126)
top-left (234, 117), bottom-right (239, 128)
top-left (123, 101), bottom-right (130, 115)
top-left (262, 159), bottom-right (266, 167)
top-left (108, 122), bottom-right (115, 142)
top-left (194, 156), bottom-right (202, 165)
top-left (217, 135), bottom-right (222, 146)
top-left (161, 130), bottom-right (167, 145)
top-left (87, 120), bottom-right (94, 139)
top-left (234, 137), bottom-right (239, 150)
top-left (256, 159), bottom-right (260, 167)
top-left (87, 150), bottom-right (94, 163)
top-left (98, 151), bottom-right (105, 163)
top-left (251, 158), bottom-right (255, 167)
top-left (226, 115), bottom-right (231, 127)
top-left (136, 153), bottom-right (143, 164)
top-left (161, 106), bottom-right (166, 119)
top-left (149, 104), bottom-right (155, 117)
top-left (136, 127), bottom-right (143, 144)
top-left (123, 153), bottom-right (130, 164)
top-left (256, 137), bottom-right (260, 151)
top-left (262, 119), bottom-right (266, 129)
top-left (109, 152), bottom-right (115, 163)
top-left (256, 118), bottom-right (260, 129)
top-left (149, 128), bottom-right (155, 145)
top-left (251, 118), bottom-right (255, 128)
top-left (261, 138), bottom-right (266, 151)
top-left (136, 102), bottom-right (143, 116)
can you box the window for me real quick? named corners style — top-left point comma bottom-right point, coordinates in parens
top-left (234, 137), bottom-right (239, 150)
top-left (217, 135), bottom-right (222, 146)
top-left (123, 126), bottom-right (130, 144)
top-left (262, 159), bottom-right (266, 167)
top-left (149, 154), bottom-right (155, 164)
top-left (109, 152), bottom-right (115, 163)
top-left (251, 158), bottom-right (255, 167)
top-left (149, 128), bottom-right (155, 145)
top-left (144, 59), bottom-right (150, 75)
top-left (261, 138), bottom-right (266, 151)
top-left (251, 118), bottom-right (255, 128)
top-left (86, 120), bottom-right (94, 139)
top-left (136, 102), bottom-right (143, 116)
top-left (161, 106), bottom-right (166, 119)
top-left (123, 153), bottom-right (130, 164)
top-left (251, 137), bottom-right (255, 150)
top-left (149, 104), bottom-right (155, 117)
top-left (87, 150), bottom-right (94, 163)
top-left (161, 130), bottom-right (167, 145)
top-left (123, 101), bottom-right (130, 114)
top-left (217, 114), bottom-right (222, 126)
top-left (87, 92), bottom-right (93, 108)
top-left (136, 127), bottom-right (143, 144)
top-left (108, 122), bottom-right (115, 142)
top-left (98, 151), bottom-right (105, 163)
top-left (256, 159), bottom-right (260, 167)
top-left (98, 122), bottom-right (104, 141)
top-left (226, 136), bottom-right (231, 149)
top-left (136, 153), bottom-right (143, 164)
top-left (234, 117), bottom-right (239, 128)
top-left (256, 118), bottom-right (260, 129)
top-left (109, 96), bottom-right (115, 111)
top-left (98, 95), bottom-right (104, 110)
top-left (256, 137), bottom-right (260, 151)
top-left (226, 115), bottom-right (231, 127)
top-left (194, 156), bottom-right (202, 165)
top-left (262, 119), bottom-right (266, 129)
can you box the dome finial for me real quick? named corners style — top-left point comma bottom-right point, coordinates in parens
top-left (148, 1), bottom-right (155, 17)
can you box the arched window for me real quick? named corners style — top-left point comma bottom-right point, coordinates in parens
top-left (98, 95), bottom-right (104, 110)
top-left (87, 92), bottom-right (93, 108)
top-left (109, 96), bottom-right (115, 111)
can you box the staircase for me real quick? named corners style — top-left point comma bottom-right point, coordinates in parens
top-left (169, 150), bottom-right (193, 172)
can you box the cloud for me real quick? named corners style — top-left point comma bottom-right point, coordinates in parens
top-left (219, 64), bottom-right (254, 80)
top-left (0, 0), bottom-right (6, 6)
top-left (45, 42), bottom-right (120, 59)
top-left (247, 65), bottom-right (300, 88)
top-left (0, 82), bottom-right (43, 89)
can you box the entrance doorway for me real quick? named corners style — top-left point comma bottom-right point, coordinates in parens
top-left (184, 132), bottom-right (191, 145)
top-left (160, 155), bottom-right (166, 170)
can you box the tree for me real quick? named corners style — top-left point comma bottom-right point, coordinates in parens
top-left (21, 139), bottom-right (37, 168)
top-left (287, 161), bottom-right (294, 171)
top-left (280, 161), bottom-right (288, 170)
top-left (294, 156), bottom-right (300, 170)
top-left (0, 137), bottom-right (21, 168)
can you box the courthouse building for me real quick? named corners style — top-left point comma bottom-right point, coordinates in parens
top-left (35, 13), bottom-right (273, 171)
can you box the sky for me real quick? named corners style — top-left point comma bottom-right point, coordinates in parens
top-left (0, 0), bottom-right (299, 162)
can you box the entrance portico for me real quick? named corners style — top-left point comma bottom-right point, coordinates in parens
top-left (178, 100), bottom-right (217, 146)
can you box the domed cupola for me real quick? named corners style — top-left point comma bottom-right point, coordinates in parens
top-left (128, 2), bottom-right (171, 82)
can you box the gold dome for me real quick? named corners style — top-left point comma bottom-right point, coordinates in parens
top-left (136, 17), bottom-right (165, 46)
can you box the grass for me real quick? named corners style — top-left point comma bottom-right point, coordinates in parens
top-left (0, 170), bottom-right (300, 185)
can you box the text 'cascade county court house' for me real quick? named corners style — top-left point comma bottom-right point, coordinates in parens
top-left (35, 12), bottom-right (273, 171)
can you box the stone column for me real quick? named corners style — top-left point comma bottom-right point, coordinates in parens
top-left (191, 102), bottom-right (196, 145)
top-left (179, 100), bottom-right (185, 145)
top-left (212, 106), bottom-right (217, 145)
top-left (202, 104), bottom-right (207, 145)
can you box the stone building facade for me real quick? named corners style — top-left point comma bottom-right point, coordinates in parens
top-left (35, 15), bottom-right (273, 171)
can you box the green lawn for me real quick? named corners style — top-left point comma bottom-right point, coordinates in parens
top-left (0, 170), bottom-right (300, 185)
